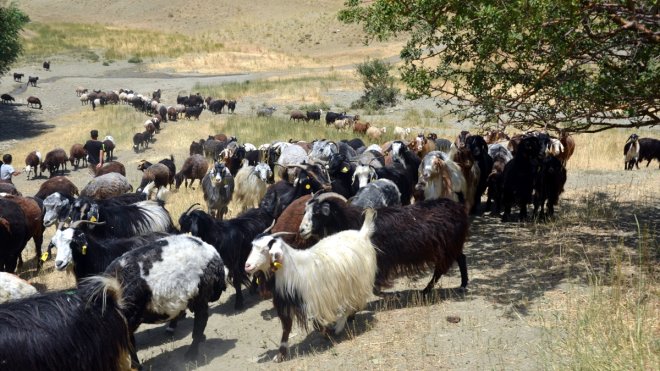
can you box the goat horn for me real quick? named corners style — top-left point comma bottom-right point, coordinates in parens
top-left (270, 231), bottom-right (296, 238)
top-left (184, 203), bottom-right (201, 216)
top-left (70, 219), bottom-right (106, 229)
top-left (262, 219), bottom-right (276, 234)
top-left (313, 191), bottom-right (348, 204)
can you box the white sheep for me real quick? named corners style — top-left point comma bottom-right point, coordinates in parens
top-left (233, 161), bottom-right (272, 212)
top-left (393, 126), bottom-right (411, 140)
top-left (366, 126), bottom-right (387, 140)
top-left (0, 272), bottom-right (37, 304)
top-left (245, 209), bottom-right (378, 362)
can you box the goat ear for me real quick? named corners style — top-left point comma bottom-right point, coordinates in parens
top-left (190, 219), bottom-right (199, 236)
top-left (321, 203), bottom-right (331, 216)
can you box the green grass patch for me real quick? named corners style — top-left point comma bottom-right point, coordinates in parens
top-left (20, 22), bottom-right (223, 61)
top-left (192, 74), bottom-right (343, 100)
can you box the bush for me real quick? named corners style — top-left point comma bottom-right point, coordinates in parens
top-left (351, 59), bottom-right (399, 110)
top-left (127, 55), bottom-right (143, 64)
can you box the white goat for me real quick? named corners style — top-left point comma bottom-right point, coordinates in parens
top-left (245, 209), bottom-right (378, 362)
top-left (417, 151), bottom-right (467, 203)
top-left (393, 126), bottom-right (411, 140)
top-left (366, 126), bottom-right (387, 140)
top-left (233, 161), bottom-right (272, 212)
top-left (0, 272), bottom-right (37, 304)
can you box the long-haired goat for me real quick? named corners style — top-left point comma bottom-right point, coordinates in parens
top-left (501, 136), bottom-right (543, 222)
top-left (0, 272), bottom-right (37, 303)
top-left (233, 162), bottom-right (272, 213)
top-left (415, 151), bottom-right (467, 206)
top-left (245, 208), bottom-right (378, 362)
top-left (202, 162), bottom-right (234, 219)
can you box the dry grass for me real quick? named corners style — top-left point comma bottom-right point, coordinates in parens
top-left (569, 128), bottom-right (659, 171)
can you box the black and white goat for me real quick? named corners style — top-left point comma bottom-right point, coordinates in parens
top-left (0, 276), bottom-right (132, 371)
top-left (350, 179), bottom-right (401, 209)
top-left (245, 208), bottom-right (378, 362)
top-left (104, 235), bottom-right (226, 368)
top-left (202, 162), bottom-right (234, 220)
top-left (623, 134), bottom-right (640, 170)
top-left (299, 192), bottom-right (469, 293)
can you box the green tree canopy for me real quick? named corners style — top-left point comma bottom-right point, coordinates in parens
top-left (352, 58), bottom-right (400, 110)
top-left (339, 1), bottom-right (659, 134)
top-left (0, 3), bottom-right (29, 77)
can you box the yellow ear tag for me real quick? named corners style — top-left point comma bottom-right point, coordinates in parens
top-left (272, 262), bottom-right (282, 271)
top-left (256, 277), bottom-right (261, 285)
top-left (341, 166), bottom-right (349, 173)
top-left (305, 184), bottom-right (311, 190)
top-left (90, 216), bottom-right (97, 222)
top-left (40, 252), bottom-right (49, 262)
top-left (82, 245), bottom-right (87, 255)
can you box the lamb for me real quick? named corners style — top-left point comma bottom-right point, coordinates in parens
top-left (40, 148), bottom-right (68, 177)
top-left (0, 272), bottom-right (37, 304)
top-left (68, 143), bottom-right (87, 169)
top-left (202, 162), bottom-right (234, 220)
top-left (80, 172), bottom-right (132, 200)
top-left (23, 150), bottom-right (42, 180)
top-left (366, 126), bottom-right (387, 140)
top-left (175, 154), bottom-right (209, 189)
top-left (104, 235), bottom-right (225, 368)
top-left (299, 192), bottom-right (469, 293)
top-left (245, 208), bottom-right (378, 362)
top-left (350, 178), bottom-right (401, 209)
top-left (233, 162), bottom-right (272, 212)
top-left (178, 201), bottom-right (280, 310)
top-left (0, 276), bottom-right (132, 371)
top-left (34, 176), bottom-right (79, 200)
top-left (415, 151), bottom-right (467, 206)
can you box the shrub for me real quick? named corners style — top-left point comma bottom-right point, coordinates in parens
top-left (127, 55), bottom-right (143, 64)
top-left (351, 58), bottom-right (399, 110)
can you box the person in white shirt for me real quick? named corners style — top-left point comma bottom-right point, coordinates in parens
top-left (0, 154), bottom-right (21, 183)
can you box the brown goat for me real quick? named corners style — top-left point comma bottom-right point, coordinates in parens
top-left (483, 130), bottom-right (510, 144)
top-left (34, 176), bottom-right (79, 200)
top-left (175, 154), bottom-right (209, 189)
top-left (0, 182), bottom-right (21, 196)
top-left (136, 162), bottom-right (170, 195)
top-left (69, 144), bottom-right (87, 169)
top-left (289, 110), bottom-right (309, 122)
top-left (353, 121), bottom-right (371, 134)
top-left (556, 131), bottom-right (575, 166)
top-left (1, 194), bottom-right (45, 269)
top-left (24, 151), bottom-right (41, 180)
top-left (271, 195), bottom-right (316, 249)
top-left (40, 149), bottom-right (68, 177)
top-left (94, 161), bottom-right (126, 177)
top-left (452, 147), bottom-right (480, 214)
top-left (412, 134), bottom-right (436, 158)
top-left (26, 96), bottom-right (42, 109)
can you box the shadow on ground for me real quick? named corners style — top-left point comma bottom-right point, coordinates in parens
top-left (0, 103), bottom-right (54, 146)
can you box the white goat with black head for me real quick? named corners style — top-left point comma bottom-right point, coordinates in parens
top-left (233, 161), bottom-right (272, 212)
top-left (202, 162), bottom-right (234, 219)
top-left (245, 209), bottom-right (378, 362)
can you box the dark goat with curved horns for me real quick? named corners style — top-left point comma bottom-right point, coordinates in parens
top-left (299, 192), bottom-right (469, 293)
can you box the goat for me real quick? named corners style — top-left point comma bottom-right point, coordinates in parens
top-left (26, 96), bottom-right (42, 109)
top-left (271, 194), bottom-right (316, 249)
top-left (42, 60), bottom-right (50, 71)
top-left (227, 100), bottom-right (237, 113)
top-left (175, 154), bottom-right (209, 189)
top-left (299, 192), bottom-right (469, 293)
top-left (289, 110), bottom-right (308, 122)
top-left (533, 156), bottom-right (567, 220)
top-left (485, 144), bottom-right (513, 214)
top-left (246, 208), bottom-right (378, 362)
top-left (34, 176), bottom-right (78, 200)
top-left (451, 147), bottom-right (480, 214)
top-left (464, 135), bottom-right (493, 213)
top-left (68, 143), bottom-right (87, 169)
top-left (13, 73), bottom-right (24, 82)
top-left (80, 172), bottom-right (132, 200)
top-left (0, 194), bottom-right (45, 269)
top-left (103, 136), bottom-right (115, 162)
top-left (27, 76), bottom-right (38, 87)
top-left (257, 106), bottom-right (276, 117)
top-left (501, 136), bottom-right (543, 222)
top-left (637, 137), bottom-right (660, 168)
top-left (93, 161), bottom-right (126, 177)
top-left (202, 162), bottom-right (234, 220)
top-left (40, 148), bottom-right (68, 177)
top-left (556, 131), bottom-right (575, 166)
top-left (233, 162), bottom-right (272, 213)
top-left (0, 276), bottom-right (132, 371)
top-left (393, 126), bottom-right (411, 140)
top-left (306, 110), bottom-right (321, 122)
top-left (23, 151), bottom-right (42, 180)
top-left (189, 140), bottom-right (204, 156)
top-left (366, 126), bottom-right (387, 140)
top-left (350, 178), bottom-right (401, 209)
top-left (132, 132), bottom-right (149, 152)
top-left (138, 156), bottom-right (176, 189)
top-left (0, 199), bottom-right (28, 272)
top-left (0, 272), bottom-right (37, 303)
top-left (415, 151), bottom-right (467, 206)
top-left (324, 111), bottom-right (345, 125)
top-left (1, 94), bottom-right (15, 104)
top-left (178, 201), bottom-right (279, 310)
top-left (353, 121), bottom-right (371, 134)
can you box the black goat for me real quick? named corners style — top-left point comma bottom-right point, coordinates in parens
top-left (501, 136), bottom-right (543, 222)
top-left (300, 192), bottom-right (469, 293)
top-left (533, 156), bottom-right (567, 219)
top-left (464, 135), bottom-right (494, 213)
top-left (637, 137), bottom-right (660, 168)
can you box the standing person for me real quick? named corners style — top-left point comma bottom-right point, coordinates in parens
top-left (83, 129), bottom-right (105, 170)
top-left (0, 154), bottom-right (21, 183)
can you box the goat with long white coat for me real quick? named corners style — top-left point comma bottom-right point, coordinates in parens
top-left (245, 209), bottom-right (378, 362)
top-left (233, 161), bottom-right (272, 212)
top-left (416, 151), bottom-right (467, 204)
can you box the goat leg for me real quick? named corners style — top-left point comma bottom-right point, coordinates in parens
top-left (184, 302), bottom-right (209, 361)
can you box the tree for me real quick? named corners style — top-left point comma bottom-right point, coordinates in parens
top-left (0, 3), bottom-right (29, 77)
top-left (339, 1), bottom-right (659, 134)
top-left (352, 58), bottom-right (400, 110)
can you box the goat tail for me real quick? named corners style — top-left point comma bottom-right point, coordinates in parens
top-left (359, 208), bottom-right (377, 240)
top-left (79, 275), bottom-right (124, 314)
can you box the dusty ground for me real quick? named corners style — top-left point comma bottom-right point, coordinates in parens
top-left (1, 55), bottom-right (659, 371)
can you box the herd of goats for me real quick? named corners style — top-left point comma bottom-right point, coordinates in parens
top-left (1, 78), bottom-right (660, 370)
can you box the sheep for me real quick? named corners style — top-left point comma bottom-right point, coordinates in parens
top-left (0, 276), bottom-right (132, 371)
top-left (289, 110), bottom-right (308, 122)
top-left (104, 234), bottom-right (226, 368)
top-left (393, 126), bottom-right (411, 140)
top-left (227, 99), bottom-right (237, 113)
top-left (26, 96), bottom-right (42, 109)
top-left (51, 220), bottom-right (168, 281)
top-left (75, 86), bottom-right (88, 96)
top-left (299, 192), bottom-right (469, 293)
top-left (175, 154), bottom-right (209, 189)
top-left (245, 208), bottom-right (378, 362)
top-left (40, 148), bottom-right (68, 177)
top-left (93, 161), bottom-right (126, 177)
top-left (68, 198), bottom-right (175, 239)
top-left (533, 156), bottom-right (567, 220)
top-left (0, 198), bottom-right (28, 272)
top-left (257, 106), bottom-right (277, 117)
top-left (80, 172), bottom-right (132, 200)
top-left (1, 94), bottom-right (15, 104)
top-left (485, 144), bottom-right (513, 214)
top-left (138, 156), bottom-right (176, 189)
top-left (185, 106), bottom-right (204, 119)
top-left (324, 111), bottom-right (346, 125)
top-left (0, 272), bottom-right (37, 304)
top-left (34, 176), bottom-right (79, 200)
top-left (366, 126), bottom-right (387, 140)
top-left (233, 162), bottom-right (272, 212)
top-left (190, 140), bottom-right (204, 156)
top-left (501, 136), bottom-right (543, 222)
top-left (333, 118), bottom-right (353, 131)
top-left (202, 162), bottom-right (234, 220)
top-left (415, 151), bottom-right (467, 206)
top-left (636, 137), bottom-right (660, 168)
top-left (136, 162), bottom-right (170, 197)
top-left (306, 110), bottom-right (321, 122)
top-left (350, 178), bottom-right (401, 209)
top-left (0, 194), bottom-right (45, 269)
top-left (178, 203), bottom-right (279, 310)
top-left (276, 143), bottom-right (309, 182)
top-left (68, 143), bottom-right (87, 169)
top-left (132, 132), bottom-right (149, 152)
top-left (23, 150), bottom-right (41, 180)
